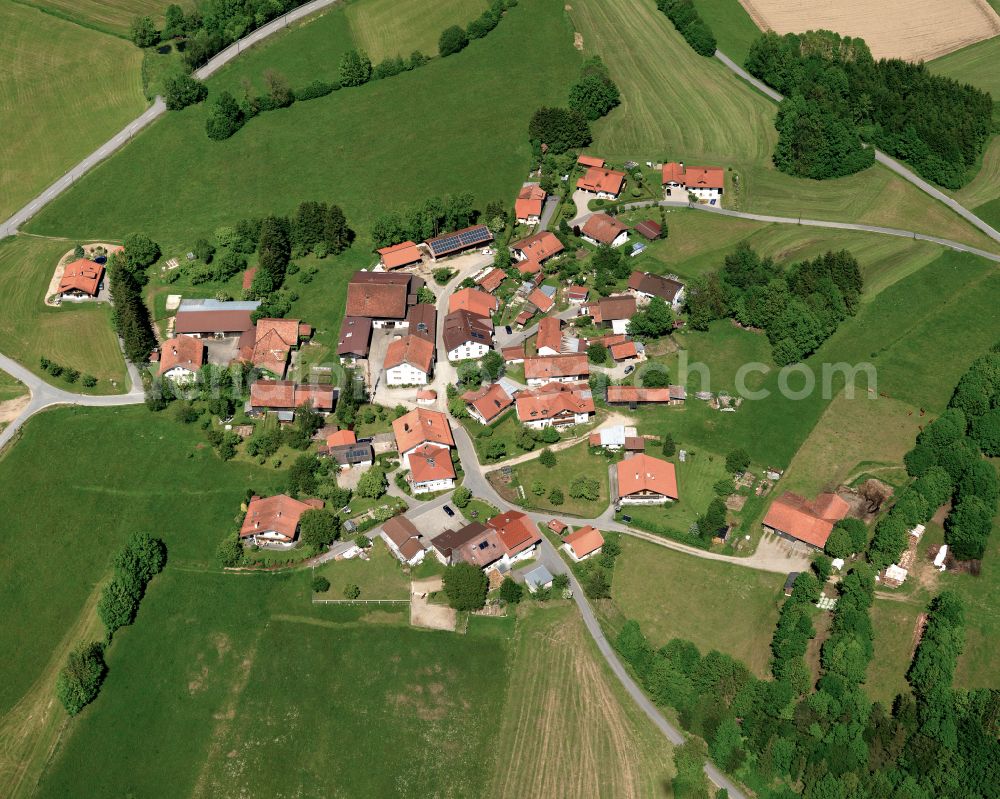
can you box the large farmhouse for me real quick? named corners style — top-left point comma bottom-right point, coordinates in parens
top-left (616, 454), bottom-right (679, 505)
top-left (345, 271), bottom-right (421, 329)
top-left (443, 309), bottom-right (493, 361)
top-left (56, 258), bottom-right (104, 300)
top-left (576, 166), bottom-right (626, 199)
top-left (661, 162), bottom-right (724, 204)
top-left (523, 354), bottom-right (590, 386)
top-left (516, 381), bottom-right (594, 429)
top-left (763, 492), bottom-right (850, 550)
top-left (384, 334), bottom-right (435, 386)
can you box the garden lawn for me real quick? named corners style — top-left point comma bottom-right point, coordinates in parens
top-left (345, 0), bottom-right (488, 62)
top-left (0, 2), bottom-right (145, 221)
top-left (0, 236), bottom-right (128, 392)
top-left (565, 0), bottom-right (1000, 254)
top-left (24, 0), bottom-right (582, 251)
top-left (487, 604), bottom-right (673, 798)
top-left (612, 536), bottom-right (784, 677)
top-left (312, 538), bottom-right (410, 599)
top-left (33, 566), bottom-right (515, 799)
top-left (514, 441), bottom-right (610, 517)
top-left (461, 497), bottom-right (500, 524)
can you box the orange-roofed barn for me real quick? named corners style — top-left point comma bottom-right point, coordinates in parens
top-left (448, 287), bottom-right (499, 319)
top-left (617, 454), bottom-right (679, 504)
top-left (377, 241), bottom-right (423, 270)
top-left (763, 492), bottom-right (850, 549)
top-left (577, 155), bottom-right (605, 168)
top-left (240, 494), bottom-right (324, 546)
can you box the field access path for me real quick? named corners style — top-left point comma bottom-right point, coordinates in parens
top-left (713, 49), bottom-right (1000, 247)
top-left (0, 0), bottom-right (344, 239)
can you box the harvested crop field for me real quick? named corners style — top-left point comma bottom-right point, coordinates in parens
top-left (738, 0), bottom-right (1000, 61)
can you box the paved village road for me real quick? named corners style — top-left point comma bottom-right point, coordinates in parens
top-left (713, 50), bottom-right (1000, 247)
top-left (0, 0), bottom-right (345, 240)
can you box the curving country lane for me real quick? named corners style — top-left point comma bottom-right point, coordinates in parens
top-left (713, 50), bottom-right (1000, 247)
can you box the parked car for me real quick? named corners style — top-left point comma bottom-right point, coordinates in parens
top-left (505, 325), bottom-right (513, 335)
top-left (621, 515), bottom-right (632, 523)
top-left (623, 364), bottom-right (635, 375)
top-left (442, 505), bottom-right (455, 517)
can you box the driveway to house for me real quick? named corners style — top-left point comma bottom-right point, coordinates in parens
top-left (494, 305), bottom-right (582, 350)
top-left (569, 189), bottom-right (594, 225)
top-left (538, 195), bottom-right (561, 231)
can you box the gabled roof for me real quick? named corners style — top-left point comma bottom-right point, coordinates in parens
top-left (382, 515), bottom-right (422, 549)
top-left (523, 355), bottom-right (589, 381)
top-left (606, 386), bottom-right (673, 403)
top-left (516, 381), bottom-right (594, 422)
top-left (408, 443), bottom-right (456, 484)
top-left (628, 271), bottom-right (684, 301)
top-left (517, 259), bottom-right (542, 276)
top-left (346, 278), bottom-right (409, 319)
top-left (424, 225), bottom-right (493, 258)
top-left (563, 525), bottom-right (604, 559)
top-left (377, 241), bottom-right (423, 269)
top-left (476, 268), bottom-right (506, 293)
top-left (487, 510), bottom-right (541, 558)
top-left (548, 518), bottom-right (568, 534)
top-left (443, 309), bottom-right (494, 352)
top-left (512, 231), bottom-right (564, 263)
top-left (535, 317), bottom-right (563, 353)
top-left (577, 167), bottom-right (626, 195)
top-left (526, 288), bottom-right (554, 313)
top-left (239, 318), bottom-right (308, 376)
top-left (57, 258), bottom-right (103, 295)
top-left (661, 162), bottom-right (724, 190)
top-left (406, 303), bottom-right (437, 343)
top-left (633, 220), bottom-right (663, 240)
top-left (567, 285), bottom-right (589, 301)
top-left (385, 334), bottom-right (434, 374)
top-left (590, 294), bottom-right (636, 322)
top-left (449, 287), bottom-right (499, 318)
top-left (337, 316), bottom-right (372, 358)
top-left (502, 346), bottom-right (526, 362)
top-left (393, 408), bottom-right (454, 454)
top-left (617, 454), bottom-right (678, 500)
top-left (326, 429), bottom-right (357, 447)
top-left (239, 494), bottom-right (324, 540)
top-left (249, 381), bottom-right (335, 411)
top-left (463, 382), bottom-right (514, 423)
top-left (514, 183), bottom-right (546, 219)
top-left (158, 334), bottom-right (205, 376)
top-left (577, 155), bottom-right (605, 168)
top-left (610, 341), bottom-right (638, 361)
top-left (763, 492), bottom-right (850, 548)
top-left (581, 213), bottom-right (628, 245)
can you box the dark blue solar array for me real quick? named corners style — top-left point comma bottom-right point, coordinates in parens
top-left (428, 225), bottom-right (491, 256)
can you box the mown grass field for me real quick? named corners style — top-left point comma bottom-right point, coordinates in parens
top-left (692, 0), bottom-right (761, 64)
top-left (345, 0), bottom-right (488, 62)
top-left (487, 604), bottom-right (674, 798)
top-left (17, 0), bottom-right (179, 36)
top-left (565, 0), bottom-right (1000, 254)
top-left (929, 34), bottom-right (1000, 98)
top-left (25, 0), bottom-right (581, 252)
top-left (612, 536), bottom-right (784, 677)
top-left (0, 2), bottom-right (146, 221)
top-left (0, 236), bottom-right (128, 391)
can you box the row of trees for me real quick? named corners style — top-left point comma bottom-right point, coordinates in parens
top-left (439, 0), bottom-right (512, 57)
top-left (685, 244), bottom-right (863, 365)
top-left (896, 347), bottom-right (1000, 562)
top-left (655, 0), bottom-right (716, 57)
top-left (370, 193), bottom-right (480, 249)
top-left (58, 534), bottom-right (167, 716)
top-left (107, 247), bottom-right (157, 365)
top-left (39, 357), bottom-right (97, 387)
top-left (746, 30), bottom-right (992, 187)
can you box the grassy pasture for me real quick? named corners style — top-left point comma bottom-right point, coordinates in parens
top-left (0, 236), bottom-right (128, 391)
top-left (24, 0), bottom-right (581, 251)
top-left (565, 0), bottom-right (1000, 254)
top-left (0, 370), bottom-right (27, 402)
top-left (487, 604), bottom-right (674, 798)
top-left (17, 0), bottom-right (180, 36)
top-left (691, 0), bottom-right (761, 64)
top-left (345, 0), bottom-right (488, 62)
top-left (0, 2), bottom-right (145, 222)
top-left (612, 536), bottom-right (784, 677)
top-left (929, 34), bottom-right (1000, 98)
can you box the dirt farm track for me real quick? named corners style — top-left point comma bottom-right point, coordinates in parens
top-left (738, 0), bottom-right (1000, 61)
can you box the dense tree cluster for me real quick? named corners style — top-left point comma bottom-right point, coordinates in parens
top-left (898, 348), bottom-right (1000, 562)
top-left (298, 509), bottom-right (341, 554)
top-left (628, 297), bottom-right (675, 341)
top-left (655, 0), bottom-right (716, 57)
top-left (163, 73), bottom-right (208, 110)
top-left (107, 251), bottom-right (157, 365)
top-left (745, 30), bottom-right (992, 188)
top-left (685, 244), bottom-right (863, 365)
top-left (528, 107), bottom-right (592, 155)
top-left (97, 533), bottom-right (167, 638)
top-left (590, 244), bottom-right (631, 295)
top-left (443, 562), bottom-right (488, 610)
top-left (568, 56), bottom-right (620, 121)
top-left (769, 571), bottom-right (820, 693)
top-left (370, 194), bottom-right (479, 248)
top-left (56, 642), bottom-right (107, 716)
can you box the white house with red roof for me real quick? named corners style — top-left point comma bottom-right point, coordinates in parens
top-left (406, 443), bottom-right (456, 494)
top-left (240, 494), bottom-right (325, 547)
top-left (661, 162), bottom-right (724, 204)
top-left (562, 525), bottom-right (605, 562)
top-left (616, 454), bottom-right (679, 505)
top-left (514, 183), bottom-right (546, 225)
top-left (157, 335), bottom-right (205, 384)
top-left (487, 510), bottom-right (543, 568)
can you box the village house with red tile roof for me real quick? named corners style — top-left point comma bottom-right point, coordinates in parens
top-left (157, 335), bottom-right (205, 383)
top-left (448, 287), bottom-right (499, 319)
top-left (406, 443), bottom-right (456, 494)
top-left (562, 525), bottom-right (605, 562)
top-left (392, 408), bottom-right (454, 469)
top-left (580, 213), bottom-right (629, 248)
top-left (514, 183), bottom-right (546, 225)
top-left (616, 454), bottom-right (679, 504)
top-left (380, 515), bottom-right (428, 566)
top-left (240, 494), bottom-right (325, 546)
top-left (384, 334), bottom-right (435, 386)
top-left (576, 166), bottom-right (626, 199)
top-left (661, 162), bottom-right (724, 204)
top-left (463, 382), bottom-right (514, 425)
top-left (516, 381), bottom-right (594, 429)
top-left (249, 381), bottom-right (335, 416)
top-left (523, 354), bottom-right (590, 386)
top-left (238, 318), bottom-right (311, 378)
top-left (57, 258), bottom-right (104, 299)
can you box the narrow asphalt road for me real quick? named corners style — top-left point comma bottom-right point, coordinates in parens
top-left (713, 50), bottom-right (1000, 247)
top-left (620, 199), bottom-right (1000, 264)
top-left (0, 0), bottom-right (345, 240)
